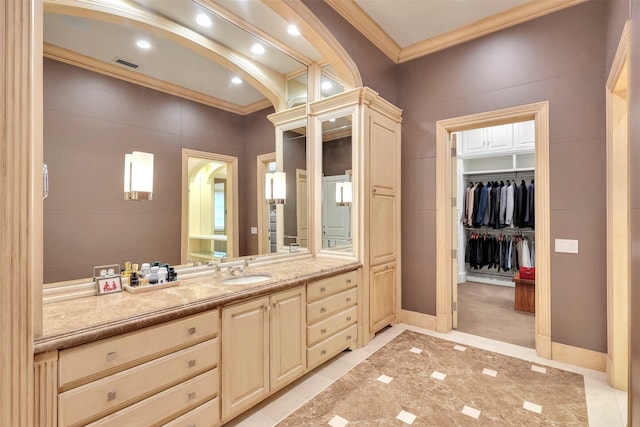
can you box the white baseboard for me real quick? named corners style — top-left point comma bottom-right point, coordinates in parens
top-left (401, 310), bottom-right (436, 330)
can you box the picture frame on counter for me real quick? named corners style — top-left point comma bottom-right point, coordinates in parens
top-left (97, 276), bottom-right (123, 295)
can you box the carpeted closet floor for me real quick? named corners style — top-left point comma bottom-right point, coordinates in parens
top-left (457, 281), bottom-right (535, 348)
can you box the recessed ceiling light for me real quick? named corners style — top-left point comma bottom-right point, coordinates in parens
top-left (231, 77), bottom-right (242, 85)
top-left (287, 24), bottom-right (300, 36)
top-left (196, 13), bottom-right (212, 27)
top-left (321, 81), bottom-right (333, 91)
top-left (251, 43), bottom-right (265, 55)
top-left (136, 40), bottom-right (151, 49)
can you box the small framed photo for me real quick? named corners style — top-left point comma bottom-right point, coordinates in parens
top-left (97, 276), bottom-right (122, 295)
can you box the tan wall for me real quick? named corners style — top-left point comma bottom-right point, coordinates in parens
top-left (43, 59), bottom-right (274, 283)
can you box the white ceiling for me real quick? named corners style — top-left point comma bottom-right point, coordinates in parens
top-left (43, 0), bottom-right (554, 113)
top-left (353, 0), bottom-right (531, 48)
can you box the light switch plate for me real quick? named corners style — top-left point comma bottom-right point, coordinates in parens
top-left (555, 239), bottom-right (578, 254)
top-left (250, 226), bottom-right (258, 234)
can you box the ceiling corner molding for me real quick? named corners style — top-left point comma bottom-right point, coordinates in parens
top-left (398, 0), bottom-right (588, 63)
top-left (44, 42), bottom-right (267, 116)
top-left (324, 0), bottom-right (400, 64)
top-left (262, 0), bottom-right (363, 89)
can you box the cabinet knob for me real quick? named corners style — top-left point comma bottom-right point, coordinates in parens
top-left (321, 328), bottom-right (327, 334)
top-left (346, 316), bottom-right (352, 322)
top-left (372, 188), bottom-right (377, 193)
top-left (188, 391), bottom-right (196, 400)
top-left (320, 307), bottom-right (327, 313)
top-left (106, 351), bottom-right (117, 361)
top-left (265, 305), bottom-right (271, 311)
top-left (346, 279), bottom-right (351, 284)
top-left (107, 391), bottom-right (116, 402)
top-left (188, 327), bottom-right (197, 335)
top-left (320, 287), bottom-right (327, 293)
top-left (347, 335), bottom-right (352, 340)
top-left (188, 359), bottom-right (196, 368)
top-left (321, 349), bottom-right (327, 355)
top-left (346, 297), bottom-right (352, 303)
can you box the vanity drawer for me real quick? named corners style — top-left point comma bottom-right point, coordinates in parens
top-left (307, 305), bottom-right (357, 346)
top-left (307, 271), bottom-right (357, 303)
top-left (88, 368), bottom-right (219, 427)
top-left (307, 287), bottom-right (357, 324)
top-left (164, 397), bottom-right (220, 427)
top-left (59, 310), bottom-right (219, 389)
top-left (307, 323), bottom-right (357, 369)
top-left (59, 338), bottom-right (219, 427)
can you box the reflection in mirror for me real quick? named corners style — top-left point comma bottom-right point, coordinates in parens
top-left (185, 153), bottom-right (235, 263)
top-left (287, 72), bottom-right (308, 108)
top-left (321, 115), bottom-right (353, 252)
top-left (281, 126), bottom-right (308, 252)
top-left (321, 65), bottom-right (345, 99)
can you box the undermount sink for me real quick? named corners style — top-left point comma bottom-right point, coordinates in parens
top-left (220, 274), bottom-right (272, 285)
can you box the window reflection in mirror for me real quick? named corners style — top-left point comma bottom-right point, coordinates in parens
top-left (321, 115), bottom-right (352, 252)
top-left (281, 126), bottom-right (308, 252)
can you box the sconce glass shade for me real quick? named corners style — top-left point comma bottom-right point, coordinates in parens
top-left (265, 171), bottom-right (286, 204)
top-left (124, 151), bottom-right (154, 200)
top-left (336, 181), bottom-right (352, 206)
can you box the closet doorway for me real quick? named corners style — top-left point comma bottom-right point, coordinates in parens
top-left (436, 102), bottom-right (551, 358)
top-left (454, 123), bottom-right (536, 348)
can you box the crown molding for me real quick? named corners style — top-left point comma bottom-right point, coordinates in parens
top-left (326, 0), bottom-right (586, 64)
top-left (324, 0), bottom-right (400, 62)
top-left (44, 43), bottom-right (271, 116)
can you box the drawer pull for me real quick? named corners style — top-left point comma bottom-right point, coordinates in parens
top-left (320, 287), bottom-right (327, 293)
top-left (321, 328), bottom-right (327, 334)
top-left (320, 307), bottom-right (327, 313)
top-left (346, 297), bottom-right (352, 303)
top-left (188, 327), bottom-right (196, 335)
top-left (106, 351), bottom-right (117, 361)
top-left (188, 359), bottom-right (197, 368)
top-left (188, 391), bottom-right (196, 400)
top-left (347, 335), bottom-right (352, 340)
top-left (107, 391), bottom-right (116, 402)
top-left (346, 279), bottom-right (351, 284)
top-left (346, 316), bottom-right (352, 322)
top-left (321, 349), bottom-right (327, 355)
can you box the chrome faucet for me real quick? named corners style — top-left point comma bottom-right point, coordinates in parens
top-left (228, 266), bottom-right (243, 275)
top-left (243, 257), bottom-right (255, 271)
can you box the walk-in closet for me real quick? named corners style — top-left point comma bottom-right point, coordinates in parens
top-left (455, 120), bottom-right (536, 348)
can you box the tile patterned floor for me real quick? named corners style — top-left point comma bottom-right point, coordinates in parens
top-left (222, 324), bottom-right (628, 427)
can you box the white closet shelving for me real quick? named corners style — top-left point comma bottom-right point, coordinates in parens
top-left (456, 120), bottom-right (535, 287)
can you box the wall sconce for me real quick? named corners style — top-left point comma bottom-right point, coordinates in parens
top-left (124, 151), bottom-right (154, 200)
top-left (336, 181), bottom-right (352, 206)
top-left (265, 171), bottom-right (286, 204)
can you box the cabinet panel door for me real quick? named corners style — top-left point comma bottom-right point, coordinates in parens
top-left (270, 287), bottom-right (306, 392)
top-left (368, 112), bottom-right (398, 192)
top-left (515, 120), bottom-right (535, 150)
top-left (369, 191), bottom-right (396, 265)
top-left (221, 297), bottom-right (269, 422)
top-left (370, 263), bottom-right (396, 334)
top-left (460, 128), bottom-right (485, 155)
top-left (487, 124), bottom-right (513, 151)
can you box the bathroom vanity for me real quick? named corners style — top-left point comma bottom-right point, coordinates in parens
top-left (34, 256), bottom-right (362, 426)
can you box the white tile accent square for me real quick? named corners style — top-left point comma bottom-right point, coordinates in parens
top-left (531, 365), bottom-right (547, 374)
top-left (482, 368), bottom-right (498, 377)
top-left (409, 347), bottom-right (423, 354)
top-left (454, 345), bottom-right (467, 352)
top-left (523, 401), bottom-right (542, 414)
top-left (377, 374), bottom-right (393, 384)
top-left (431, 371), bottom-right (447, 381)
top-left (396, 410), bottom-right (417, 424)
top-left (461, 405), bottom-right (481, 419)
top-left (328, 415), bottom-right (349, 427)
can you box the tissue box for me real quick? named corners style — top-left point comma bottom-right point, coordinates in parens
top-left (519, 267), bottom-right (535, 280)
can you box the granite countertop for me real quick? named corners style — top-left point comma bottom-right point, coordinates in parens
top-left (35, 256), bottom-right (360, 354)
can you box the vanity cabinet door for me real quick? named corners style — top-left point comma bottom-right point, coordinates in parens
top-left (270, 287), bottom-right (306, 392)
top-left (370, 262), bottom-right (396, 334)
top-left (221, 297), bottom-right (270, 422)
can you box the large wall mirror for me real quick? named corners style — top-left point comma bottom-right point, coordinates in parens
top-left (41, 1), bottom-right (314, 284)
top-left (320, 114), bottom-right (353, 255)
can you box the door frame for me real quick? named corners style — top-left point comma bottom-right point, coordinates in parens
top-left (435, 101), bottom-right (551, 358)
top-left (605, 21), bottom-right (630, 391)
top-left (257, 152), bottom-right (276, 254)
top-left (181, 148), bottom-right (239, 262)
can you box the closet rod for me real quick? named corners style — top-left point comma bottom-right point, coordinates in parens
top-left (465, 227), bottom-right (535, 234)
top-left (465, 172), bottom-right (534, 184)
top-left (464, 167), bottom-right (534, 176)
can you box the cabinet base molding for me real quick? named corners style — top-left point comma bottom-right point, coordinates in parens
top-left (551, 342), bottom-right (606, 372)
top-left (401, 310), bottom-right (436, 331)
